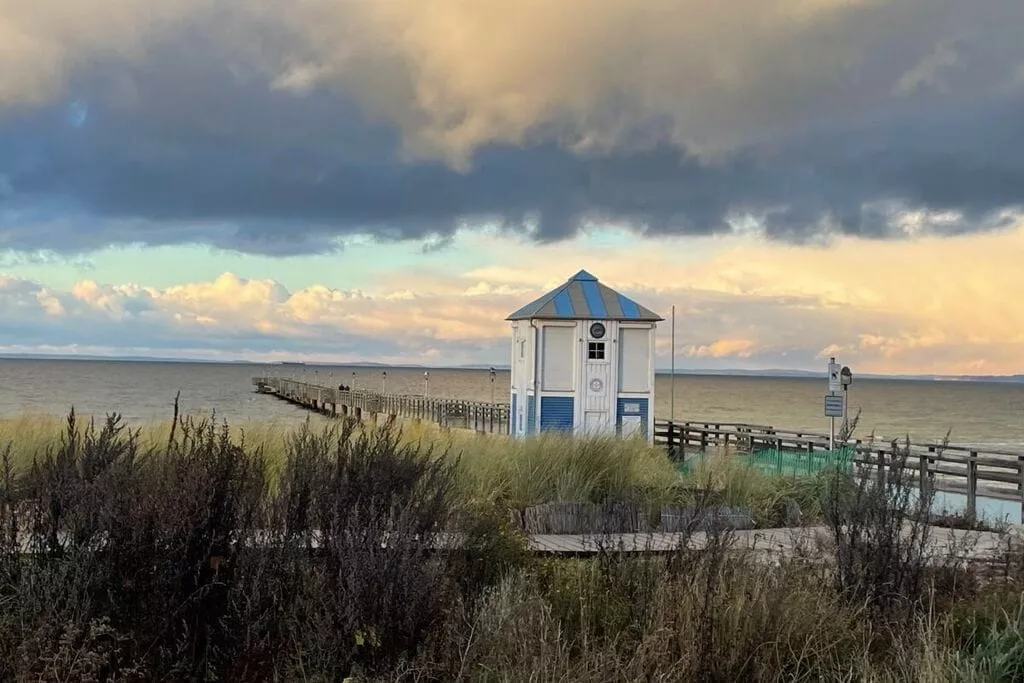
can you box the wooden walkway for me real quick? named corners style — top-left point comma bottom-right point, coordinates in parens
top-left (253, 376), bottom-right (509, 434)
top-left (14, 525), bottom-right (1022, 563)
top-left (526, 524), bottom-right (1024, 563)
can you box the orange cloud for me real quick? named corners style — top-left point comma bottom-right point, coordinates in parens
top-left (687, 339), bottom-right (759, 359)
top-left (5, 222), bottom-right (1024, 374)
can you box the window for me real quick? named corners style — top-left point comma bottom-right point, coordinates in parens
top-left (588, 342), bottom-right (606, 360)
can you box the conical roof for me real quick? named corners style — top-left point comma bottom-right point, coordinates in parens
top-left (506, 270), bottom-right (663, 322)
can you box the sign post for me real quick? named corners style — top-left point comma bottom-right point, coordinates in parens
top-left (827, 357), bottom-right (841, 450)
top-left (825, 357), bottom-right (854, 451)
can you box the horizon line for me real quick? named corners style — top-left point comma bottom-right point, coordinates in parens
top-left (1, 352), bottom-right (1022, 382)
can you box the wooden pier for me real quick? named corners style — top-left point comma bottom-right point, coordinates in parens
top-left (655, 419), bottom-right (1024, 521)
top-left (253, 376), bottom-right (509, 434)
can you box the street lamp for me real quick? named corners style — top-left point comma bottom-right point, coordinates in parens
top-left (424, 371), bottom-right (430, 397)
top-left (840, 365), bottom-right (853, 439)
top-left (382, 370), bottom-right (387, 394)
top-left (489, 367), bottom-right (496, 404)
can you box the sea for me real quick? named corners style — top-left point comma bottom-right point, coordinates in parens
top-left (1, 358), bottom-right (1022, 449)
top-left (2, 358), bottom-right (1023, 522)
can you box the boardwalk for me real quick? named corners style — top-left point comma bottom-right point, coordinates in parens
top-left (525, 524), bottom-right (1024, 563)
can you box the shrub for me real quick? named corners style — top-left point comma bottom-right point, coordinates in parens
top-left (0, 407), bottom-right (501, 680)
top-left (823, 436), bottom-right (946, 624)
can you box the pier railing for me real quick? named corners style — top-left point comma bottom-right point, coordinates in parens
top-left (655, 419), bottom-right (1024, 521)
top-left (252, 376), bottom-right (509, 434)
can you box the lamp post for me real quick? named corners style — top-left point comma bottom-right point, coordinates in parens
top-left (352, 371), bottom-right (356, 391)
top-left (840, 365), bottom-right (853, 441)
top-left (382, 370), bottom-right (387, 394)
top-left (424, 371), bottom-right (430, 397)
top-left (489, 367), bottom-right (496, 405)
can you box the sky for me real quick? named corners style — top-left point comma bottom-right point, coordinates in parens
top-left (1, 0), bottom-right (1024, 375)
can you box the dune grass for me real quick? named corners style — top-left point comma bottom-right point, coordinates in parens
top-left (1, 412), bottom-right (849, 527)
top-left (0, 413), bottom-right (293, 470)
top-left (0, 413), bottom-right (684, 513)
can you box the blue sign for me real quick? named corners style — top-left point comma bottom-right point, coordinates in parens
top-left (824, 394), bottom-right (844, 418)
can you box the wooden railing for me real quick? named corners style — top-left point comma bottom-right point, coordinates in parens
top-left (655, 419), bottom-right (1024, 521)
top-left (252, 377), bottom-right (509, 434)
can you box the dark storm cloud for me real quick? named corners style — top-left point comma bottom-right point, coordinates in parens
top-left (1, 1), bottom-right (1023, 255)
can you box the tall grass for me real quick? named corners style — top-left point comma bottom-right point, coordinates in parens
top-left (2, 414), bottom-right (683, 512)
top-left (447, 432), bottom-right (682, 509)
top-left (0, 413), bottom-right (292, 472)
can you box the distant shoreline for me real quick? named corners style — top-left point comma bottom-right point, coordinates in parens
top-left (1, 354), bottom-right (1022, 384)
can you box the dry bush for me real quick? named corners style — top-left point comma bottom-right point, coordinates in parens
top-left (823, 432), bottom-right (983, 630)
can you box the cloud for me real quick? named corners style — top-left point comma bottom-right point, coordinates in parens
top-left (0, 0), bottom-right (1023, 254)
top-left (687, 339), bottom-right (759, 359)
top-left (3, 225), bottom-right (1024, 374)
top-left (281, 0), bottom-right (1023, 163)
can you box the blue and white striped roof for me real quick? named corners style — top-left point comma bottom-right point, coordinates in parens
top-left (506, 270), bottom-right (663, 322)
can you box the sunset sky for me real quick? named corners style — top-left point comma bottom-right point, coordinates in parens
top-left (2, 0), bottom-right (1023, 375)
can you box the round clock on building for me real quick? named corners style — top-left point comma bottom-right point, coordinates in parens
top-left (589, 322), bottom-right (606, 339)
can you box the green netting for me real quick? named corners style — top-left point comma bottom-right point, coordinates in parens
top-left (677, 447), bottom-right (855, 478)
top-left (749, 447), bottom-right (854, 477)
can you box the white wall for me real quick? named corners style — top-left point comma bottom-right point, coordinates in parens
top-left (617, 326), bottom-right (651, 393)
top-left (541, 324), bottom-right (575, 391)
